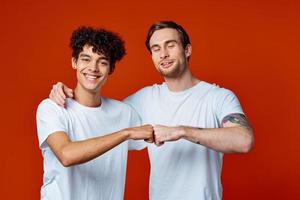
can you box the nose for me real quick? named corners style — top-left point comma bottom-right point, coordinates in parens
top-left (87, 61), bottom-right (99, 72)
top-left (159, 47), bottom-right (169, 59)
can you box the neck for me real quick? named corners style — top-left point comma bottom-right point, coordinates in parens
top-left (164, 67), bottom-right (200, 92)
top-left (74, 84), bottom-right (101, 107)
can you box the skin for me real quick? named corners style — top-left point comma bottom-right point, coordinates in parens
top-left (149, 28), bottom-right (199, 92)
top-left (148, 28), bottom-right (253, 151)
top-left (49, 29), bottom-right (254, 153)
top-left (47, 45), bottom-right (154, 167)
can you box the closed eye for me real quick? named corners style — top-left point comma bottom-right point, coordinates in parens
top-left (100, 61), bottom-right (109, 66)
top-left (152, 48), bottom-right (160, 53)
top-left (167, 42), bottom-right (176, 48)
top-left (150, 45), bottom-right (160, 53)
top-left (81, 58), bottom-right (90, 62)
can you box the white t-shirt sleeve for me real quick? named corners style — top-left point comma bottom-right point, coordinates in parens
top-left (216, 89), bottom-right (244, 123)
top-left (36, 99), bottom-right (68, 149)
top-left (127, 105), bottom-right (147, 150)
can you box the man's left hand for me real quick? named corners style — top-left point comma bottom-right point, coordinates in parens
top-left (153, 125), bottom-right (185, 146)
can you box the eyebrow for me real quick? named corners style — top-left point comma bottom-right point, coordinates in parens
top-left (79, 53), bottom-right (91, 58)
top-left (150, 39), bottom-right (178, 50)
top-left (165, 40), bottom-right (178, 45)
top-left (79, 53), bottom-right (109, 60)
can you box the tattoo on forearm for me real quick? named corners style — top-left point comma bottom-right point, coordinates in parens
top-left (221, 113), bottom-right (252, 130)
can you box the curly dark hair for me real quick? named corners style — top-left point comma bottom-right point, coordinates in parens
top-left (70, 26), bottom-right (126, 74)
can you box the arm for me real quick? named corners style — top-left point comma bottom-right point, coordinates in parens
top-left (47, 125), bottom-right (153, 167)
top-left (153, 113), bottom-right (253, 153)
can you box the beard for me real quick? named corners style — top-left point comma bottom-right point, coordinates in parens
top-left (157, 63), bottom-right (186, 78)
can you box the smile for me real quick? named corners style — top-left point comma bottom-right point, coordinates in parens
top-left (160, 60), bottom-right (174, 68)
top-left (83, 73), bottom-right (101, 81)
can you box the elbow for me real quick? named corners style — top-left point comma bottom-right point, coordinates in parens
top-left (59, 149), bottom-right (75, 167)
top-left (240, 132), bottom-right (254, 153)
top-left (60, 159), bottom-right (72, 168)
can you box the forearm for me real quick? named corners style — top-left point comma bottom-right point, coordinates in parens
top-left (182, 126), bottom-right (253, 153)
top-left (57, 130), bottom-right (130, 167)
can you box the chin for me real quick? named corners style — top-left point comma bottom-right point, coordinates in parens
top-left (86, 87), bottom-right (101, 94)
top-left (159, 68), bottom-right (180, 78)
top-left (81, 83), bottom-right (102, 92)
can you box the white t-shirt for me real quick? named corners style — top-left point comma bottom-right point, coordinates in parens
top-left (36, 98), bottom-right (141, 200)
top-left (124, 81), bottom-right (244, 200)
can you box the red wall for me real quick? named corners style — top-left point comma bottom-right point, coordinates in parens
top-left (1, 0), bottom-right (299, 199)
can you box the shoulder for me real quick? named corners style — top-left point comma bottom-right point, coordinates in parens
top-left (103, 97), bottom-right (135, 113)
top-left (37, 98), bottom-right (65, 114)
top-left (195, 82), bottom-right (240, 111)
top-left (128, 85), bottom-right (156, 97)
top-left (202, 82), bottom-right (236, 99)
top-left (103, 97), bottom-right (140, 122)
top-left (125, 83), bottom-right (163, 100)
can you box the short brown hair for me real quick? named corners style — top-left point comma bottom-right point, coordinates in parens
top-left (145, 21), bottom-right (191, 52)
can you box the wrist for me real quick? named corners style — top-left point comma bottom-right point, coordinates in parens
top-left (179, 126), bottom-right (188, 139)
top-left (122, 128), bottom-right (132, 140)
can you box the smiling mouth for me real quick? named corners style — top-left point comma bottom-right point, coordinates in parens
top-left (84, 73), bottom-right (101, 81)
top-left (160, 60), bottom-right (174, 68)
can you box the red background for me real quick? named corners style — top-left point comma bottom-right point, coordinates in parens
top-left (1, 0), bottom-right (299, 199)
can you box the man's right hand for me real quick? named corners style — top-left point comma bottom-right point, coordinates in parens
top-left (125, 125), bottom-right (154, 143)
top-left (49, 82), bottom-right (74, 107)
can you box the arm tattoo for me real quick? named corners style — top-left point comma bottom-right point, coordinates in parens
top-left (221, 113), bottom-right (252, 130)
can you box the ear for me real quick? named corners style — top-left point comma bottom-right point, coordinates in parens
top-left (185, 44), bottom-right (192, 58)
top-left (71, 58), bottom-right (77, 69)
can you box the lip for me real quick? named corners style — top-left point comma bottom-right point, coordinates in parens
top-left (83, 73), bottom-right (101, 81)
top-left (160, 60), bottom-right (174, 69)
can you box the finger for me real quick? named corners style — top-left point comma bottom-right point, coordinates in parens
top-left (55, 88), bottom-right (67, 106)
top-left (61, 82), bottom-right (74, 98)
top-left (65, 88), bottom-right (74, 98)
top-left (54, 93), bottom-right (65, 107)
top-left (55, 84), bottom-right (66, 99)
top-left (148, 133), bottom-right (155, 142)
top-left (145, 124), bottom-right (153, 128)
top-left (49, 89), bottom-right (54, 99)
top-left (155, 141), bottom-right (164, 147)
top-left (144, 138), bottom-right (153, 143)
top-left (213, 83), bottom-right (220, 87)
top-left (51, 88), bottom-right (65, 107)
top-left (153, 125), bottom-right (163, 131)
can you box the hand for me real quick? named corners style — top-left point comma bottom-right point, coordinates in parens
top-left (126, 125), bottom-right (154, 143)
top-left (213, 83), bottom-right (220, 87)
top-left (49, 82), bottom-right (74, 107)
top-left (153, 125), bottom-right (185, 146)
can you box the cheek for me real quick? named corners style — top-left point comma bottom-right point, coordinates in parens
top-left (151, 55), bottom-right (159, 65)
top-left (76, 65), bottom-right (87, 72)
top-left (99, 66), bottom-right (110, 75)
top-left (75, 70), bottom-right (82, 80)
top-left (104, 66), bottom-right (110, 73)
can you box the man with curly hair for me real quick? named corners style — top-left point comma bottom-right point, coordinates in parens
top-left (49, 21), bottom-right (254, 200)
top-left (36, 27), bottom-right (154, 200)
